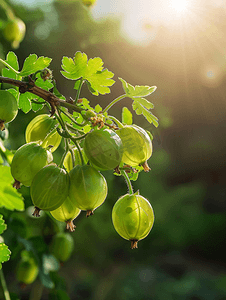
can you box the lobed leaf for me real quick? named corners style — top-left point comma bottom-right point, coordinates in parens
top-left (19, 94), bottom-right (32, 113)
top-left (6, 52), bottom-right (19, 71)
top-left (119, 77), bottom-right (157, 98)
top-left (19, 54), bottom-right (52, 77)
top-left (0, 243), bottom-right (11, 269)
top-left (61, 51), bottom-right (115, 96)
top-left (0, 215), bottom-right (7, 235)
top-left (1, 52), bottom-right (19, 79)
top-left (132, 99), bottom-right (159, 127)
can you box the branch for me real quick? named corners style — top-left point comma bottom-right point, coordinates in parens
top-left (0, 76), bottom-right (84, 117)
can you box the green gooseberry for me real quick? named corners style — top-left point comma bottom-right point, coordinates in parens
top-left (63, 147), bottom-right (88, 172)
top-left (0, 90), bottom-right (18, 131)
top-left (69, 164), bottom-right (108, 217)
top-left (25, 114), bottom-right (62, 153)
top-left (11, 142), bottom-right (53, 189)
top-left (50, 197), bottom-right (81, 232)
top-left (83, 128), bottom-right (123, 171)
top-left (112, 192), bottom-right (154, 249)
top-left (31, 164), bottom-right (70, 217)
top-left (117, 125), bottom-right (153, 171)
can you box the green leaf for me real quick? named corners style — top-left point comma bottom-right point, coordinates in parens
top-left (0, 166), bottom-right (24, 211)
top-left (122, 107), bottom-right (133, 125)
top-left (83, 124), bottom-right (92, 133)
top-left (132, 99), bottom-right (159, 127)
top-left (1, 52), bottom-right (19, 80)
top-left (19, 89), bottom-right (46, 113)
top-left (6, 52), bottom-right (19, 71)
top-left (119, 77), bottom-right (157, 97)
top-left (0, 243), bottom-right (11, 269)
top-left (0, 215), bottom-right (7, 235)
top-left (35, 77), bottom-right (54, 91)
top-left (31, 98), bottom-right (45, 112)
top-left (94, 104), bottom-right (102, 113)
top-left (118, 78), bottom-right (158, 126)
top-left (80, 98), bottom-right (92, 110)
top-left (135, 97), bottom-right (154, 109)
top-left (18, 94), bottom-right (32, 113)
top-left (0, 214), bottom-right (11, 268)
top-left (61, 51), bottom-right (115, 96)
top-left (19, 54), bottom-right (52, 77)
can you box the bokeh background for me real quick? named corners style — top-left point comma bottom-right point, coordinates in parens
top-left (1, 0), bottom-right (226, 299)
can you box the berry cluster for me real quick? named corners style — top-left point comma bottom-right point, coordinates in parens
top-left (0, 51), bottom-right (158, 250)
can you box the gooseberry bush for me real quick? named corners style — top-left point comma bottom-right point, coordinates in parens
top-left (0, 51), bottom-right (158, 297)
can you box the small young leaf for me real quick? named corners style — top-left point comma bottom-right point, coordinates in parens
top-left (94, 104), bottom-right (102, 113)
top-left (119, 77), bottom-right (157, 97)
top-left (80, 98), bottom-right (92, 110)
top-left (61, 51), bottom-right (115, 96)
top-left (19, 54), bottom-right (52, 77)
top-left (35, 76), bottom-right (54, 91)
top-left (0, 243), bottom-right (11, 269)
top-left (83, 124), bottom-right (92, 133)
top-left (122, 107), bottom-right (133, 125)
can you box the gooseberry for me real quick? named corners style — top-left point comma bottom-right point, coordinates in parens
top-left (63, 147), bottom-right (88, 172)
top-left (0, 90), bottom-right (18, 131)
top-left (69, 164), bottom-right (108, 217)
top-left (117, 125), bottom-right (152, 172)
top-left (112, 192), bottom-right (154, 249)
top-left (50, 197), bottom-right (81, 232)
top-left (25, 114), bottom-right (62, 152)
top-left (3, 18), bottom-right (26, 49)
top-left (16, 257), bottom-right (39, 285)
top-left (31, 164), bottom-right (70, 217)
top-left (11, 142), bottom-right (53, 189)
top-left (49, 232), bottom-right (74, 262)
top-left (83, 128), bottom-right (123, 171)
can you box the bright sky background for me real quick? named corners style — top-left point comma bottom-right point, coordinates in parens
top-left (13, 0), bottom-right (226, 43)
top-left (11, 0), bottom-right (226, 88)
top-left (90, 0), bottom-right (226, 44)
